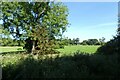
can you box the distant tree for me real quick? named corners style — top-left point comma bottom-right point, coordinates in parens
top-left (99, 37), bottom-right (105, 45)
top-left (87, 39), bottom-right (99, 45)
top-left (81, 39), bottom-right (100, 45)
top-left (75, 38), bottom-right (80, 45)
top-left (68, 39), bottom-right (72, 45)
top-left (81, 40), bottom-right (88, 45)
top-left (72, 38), bottom-right (76, 45)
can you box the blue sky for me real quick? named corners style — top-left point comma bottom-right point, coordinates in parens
top-left (63, 2), bottom-right (118, 42)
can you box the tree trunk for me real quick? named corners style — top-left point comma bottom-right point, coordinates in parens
top-left (31, 40), bottom-right (35, 54)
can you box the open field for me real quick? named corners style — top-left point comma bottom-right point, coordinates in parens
top-left (0, 46), bottom-right (23, 53)
top-left (57, 45), bottom-right (100, 55)
top-left (0, 45), bottom-right (100, 54)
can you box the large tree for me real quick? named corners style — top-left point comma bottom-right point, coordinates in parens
top-left (1, 2), bottom-right (69, 53)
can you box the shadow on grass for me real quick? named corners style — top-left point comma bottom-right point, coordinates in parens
top-left (2, 52), bottom-right (120, 80)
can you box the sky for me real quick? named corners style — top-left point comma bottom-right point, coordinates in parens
top-left (62, 2), bottom-right (118, 42)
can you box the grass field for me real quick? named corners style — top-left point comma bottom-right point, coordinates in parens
top-left (0, 45), bottom-right (100, 54)
top-left (1, 45), bottom-right (119, 79)
top-left (0, 46), bottom-right (23, 53)
top-left (57, 45), bottom-right (100, 55)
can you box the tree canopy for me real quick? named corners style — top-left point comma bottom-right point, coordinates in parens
top-left (1, 2), bottom-right (69, 54)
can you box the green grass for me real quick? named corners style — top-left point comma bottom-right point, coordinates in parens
top-left (0, 46), bottom-right (24, 53)
top-left (1, 50), bottom-right (119, 79)
top-left (57, 45), bottom-right (100, 55)
top-left (1, 45), bottom-right (119, 79)
top-left (0, 45), bottom-right (100, 55)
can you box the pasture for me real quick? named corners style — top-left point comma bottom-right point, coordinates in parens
top-left (0, 45), bottom-right (100, 54)
top-left (57, 45), bottom-right (100, 55)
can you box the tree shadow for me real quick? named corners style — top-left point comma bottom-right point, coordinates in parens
top-left (2, 52), bottom-right (120, 80)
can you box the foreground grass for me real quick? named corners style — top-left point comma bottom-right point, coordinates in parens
top-left (1, 52), bottom-right (119, 79)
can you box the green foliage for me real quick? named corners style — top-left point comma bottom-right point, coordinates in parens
top-left (81, 40), bottom-right (88, 45)
top-left (1, 52), bottom-right (120, 79)
top-left (97, 36), bottom-right (119, 55)
top-left (24, 26), bottom-right (60, 54)
top-left (81, 39), bottom-right (101, 45)
top-left (55, 38), bottom-right (80, 48)
top-left (1, 38), bottom-right (24, 46)
top-left (2, 2), bottom-right (69, 54)
top-left (99, 37), bottom-right (105, 45)
top-left (2, 2), bottom-right (26, 39)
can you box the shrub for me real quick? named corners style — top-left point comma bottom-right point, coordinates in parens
top-left (2, 51), bottom-right (120, 79)
top-left (96, 37), bottom-right (119, 55)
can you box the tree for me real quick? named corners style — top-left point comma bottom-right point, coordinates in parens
top-left (1, 2), bottom-right (26, 46)
top-left (81, 39), bottom-right (100, 45)
top-left (99, 37), bottom-right (105, 45)
top-left (74, 38), bottom-right (80, 45)
top-left (1, 2), bottom-right (69, 54)
top-left (81, 40), bottom-right (88, 45)
top-left (68, 38), bottom-right (73, 45)
top-left (87, 39), bottom-right (98, 45)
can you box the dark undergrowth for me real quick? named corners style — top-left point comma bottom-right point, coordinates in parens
top-left (1, 51), bottom-right (120, 80)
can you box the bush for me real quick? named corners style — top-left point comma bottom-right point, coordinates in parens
top-left (2, 51), bottom-right (120, 79)
top-left (96, 37), bottom-right (119, 55)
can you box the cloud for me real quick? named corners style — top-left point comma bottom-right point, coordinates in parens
top-left (88, 22), bottom-right (118, 29)
top-left (98, 22), bottom-right (117, 26)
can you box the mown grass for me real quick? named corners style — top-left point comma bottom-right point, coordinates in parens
top-left (57, 45), bottom-right (100, 55)
top-left (0, 45), bottom-right (100, 54)
top-left (0, 46), bottom-right (23, 53)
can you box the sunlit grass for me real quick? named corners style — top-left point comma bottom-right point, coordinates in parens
top-left (57, 45), bottom-right (100, 55)
top-left (0, 46), bottom-right (24, 53)
top-left (0, 45), bottom-right (100, 55)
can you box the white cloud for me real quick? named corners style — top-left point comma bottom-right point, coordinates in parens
top-left (88, 22), bottom-right (118, 29)
top-left (98, 22), bottom-right (117, 26)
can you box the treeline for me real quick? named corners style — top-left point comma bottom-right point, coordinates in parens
top-left (0, 37), bottom-right (105, 47)
top-left (57, 37), bottom-right (105, 45)
top-left (81, 37), bottom-right (105, 45)
top-left (0, 38), bottom-right (25, 46)
top-left (53, 37), bottom-right (105, 49)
